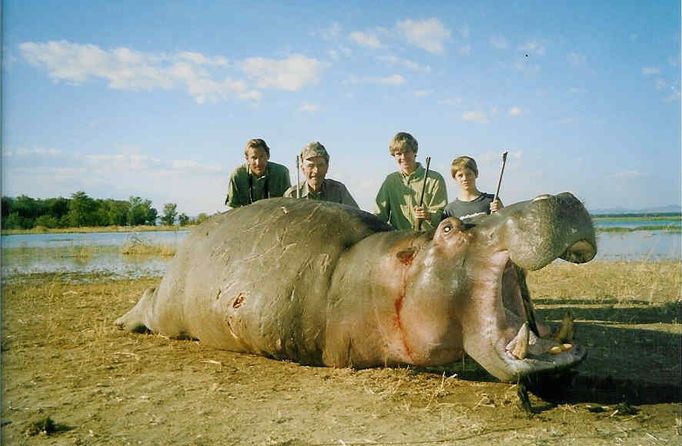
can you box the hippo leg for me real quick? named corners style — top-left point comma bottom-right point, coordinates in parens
top-left (114, 287), bottom-right (156, 333)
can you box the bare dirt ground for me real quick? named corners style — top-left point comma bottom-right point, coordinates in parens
top-left (2, 261), bottom-right (681, 445)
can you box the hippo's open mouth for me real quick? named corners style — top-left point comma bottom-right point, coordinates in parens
top-left (499, 257), bottom-right (586, 377)
top-left (459, 194), bottom-right (597, 382)
top-left (462, 252), bottom-right (590, 383)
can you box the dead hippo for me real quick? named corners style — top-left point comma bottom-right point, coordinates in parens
top-left (116, 192), bottom-right (596, 382)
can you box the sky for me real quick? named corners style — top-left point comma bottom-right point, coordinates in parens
top-left (2, 0), bottom-right (680, 216)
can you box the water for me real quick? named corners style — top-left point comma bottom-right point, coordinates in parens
top-left (1, 230), bottom-right (189, 278)
top-left (1, 226), bottom-right (680, 278)
top-left (593, 217), bottom-right (681, 230)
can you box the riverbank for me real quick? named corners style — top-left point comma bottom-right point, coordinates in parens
top-left (2, 260), bottom-right (680, 444)
top-left (1, 224), bottom-right (193, 236)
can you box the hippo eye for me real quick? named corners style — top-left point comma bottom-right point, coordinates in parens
top-left (443, 224), bottom-right (452, 234)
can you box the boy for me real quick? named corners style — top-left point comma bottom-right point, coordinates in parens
top-left (442, 156), bottom-right (503, 221)
top-left (225, 138), bottom-right (291, 208)
top-left (375, 132), bottom-right (447, 230)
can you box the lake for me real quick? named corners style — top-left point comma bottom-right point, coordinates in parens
top-left (1, 224), bottom-right (680, 278)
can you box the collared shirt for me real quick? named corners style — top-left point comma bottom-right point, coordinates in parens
top-left (284, 178), bottom-right (359, 208)
top-left (225, 161), bottom-right (291, 208)
top-left (374, 163), bottom-right (448, 231)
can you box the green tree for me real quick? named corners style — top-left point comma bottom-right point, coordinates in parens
top-left (161, 203), bottom-right (178, 226)
top-left (178, 213), bottom-right (190, 226)
top-left (127, 196), bottom-right (158, 226)
top-left (194, 213), bottom-right (210, 224)
top-left (67, 191), bottom-right (98, 227)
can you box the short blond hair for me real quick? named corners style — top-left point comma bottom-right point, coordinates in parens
top-left (389, 132), bottom-right (418, 155)
top-left (451, 156), bottom-right (478, 178)
top-left (244, 138), bottom-right (270, 157)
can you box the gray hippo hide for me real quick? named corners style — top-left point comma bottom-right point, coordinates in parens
top-left (116, 193), bottom-right (596, 382)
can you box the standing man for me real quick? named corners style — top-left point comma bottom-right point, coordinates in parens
top-left (284, 141), bottom-right (359, 208)
top-left (225, 138), bottom-right (291, 208)
top-left (375, 132), bottom-right (447, 231)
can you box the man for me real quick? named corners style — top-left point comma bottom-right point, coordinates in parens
top-left (284, 141), bottom-right (359, 208)
top-left (225, 138), bottom-right (291, 208)
top-left (375, 132), bottom-right (447, 230)
top-left (442, 155), bottom-right (503, 221)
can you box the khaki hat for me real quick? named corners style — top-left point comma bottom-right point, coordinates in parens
top-left (301, 141), bottom-right (329, 162)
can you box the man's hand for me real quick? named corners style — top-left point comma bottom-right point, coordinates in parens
top-left (414, 205), bottom-right (431, 221)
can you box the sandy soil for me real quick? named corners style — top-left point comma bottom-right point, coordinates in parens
top-left (2, 261), bottom-right (681, 445)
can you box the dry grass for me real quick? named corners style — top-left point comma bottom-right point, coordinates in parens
top-left (527, 260), bottom-right (681, 304)
top-left (119, 238), bottom-right (176, 257)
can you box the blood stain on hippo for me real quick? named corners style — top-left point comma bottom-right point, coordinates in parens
top-left (232, 293), bottom-right (246, 309)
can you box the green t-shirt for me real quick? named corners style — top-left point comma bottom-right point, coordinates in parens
top-left (374, 163), bottom-right (448, 231)
top-left (284, 178), bottom-right (359, 208)
top-left (225, 161), bottom-right (291, 208)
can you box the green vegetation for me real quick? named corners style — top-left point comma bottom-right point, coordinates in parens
top-left (120, 237), bottom-right (176, 257)
top-left (1, 192), bottom-right (204, 232)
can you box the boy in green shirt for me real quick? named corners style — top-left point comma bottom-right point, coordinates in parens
top-left (225, 138), bottom-right (291, 208)
top-left (374, 132), bottom-right (447, 231)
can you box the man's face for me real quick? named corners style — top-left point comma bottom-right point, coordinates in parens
top-left (302, 156), bottom-right (328, 191)
top-left (454, 167), bottom-right (477, 191)
top-left (245, 147), bottom-right (269, 177)
top-left (392, 149), bottom-right (417, 175)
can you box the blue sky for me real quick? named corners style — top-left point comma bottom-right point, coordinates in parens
top-left (3, 0), bottom-right (680, 215)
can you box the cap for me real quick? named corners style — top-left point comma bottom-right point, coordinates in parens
top-left (300, 141), bottom-right (329, 162)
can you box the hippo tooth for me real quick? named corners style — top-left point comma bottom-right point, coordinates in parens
top-left (507, 323), bottom-right (530, 360)
top-left (548, 345), bottom-right (563, 355)
top-left (554, 313), bottom-right (574, 343)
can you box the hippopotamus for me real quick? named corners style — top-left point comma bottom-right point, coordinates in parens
top-left (116, 192), bottom-right (596, 382)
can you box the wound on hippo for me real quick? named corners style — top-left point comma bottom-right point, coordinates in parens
top-left (232, 293), bottom-right (246, 309)
top-left (396, 248), bottom-right (416, 266)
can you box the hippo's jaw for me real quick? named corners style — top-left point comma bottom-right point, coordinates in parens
top-left (455, 193), bottom-right (596, 382)
top-left (461, 253), bottom-right (587, 383)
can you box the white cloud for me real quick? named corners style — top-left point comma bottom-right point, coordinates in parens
top-left (609, 170), bottom-right (646, 180)
top-left (348, 74), bottom-right (406, 86)
top-left (378, 55), bottom-right (431, 73)
top-left (349, 31), bottom-right (383, 49)
top-left (396, 18), bottom-right (451, 54)
top-left (85, 153), bottom-right (161, 171)
top-left (19, 40), bottom-right (320, 103)
top-left (13, 147), bottom-right (64, 157)
top-left (240, 54), bottom-right (321, 91)
top-left (519, 40), bottom-right (545, 56)
top-left (462, 111), bottom-right (489, 123)
top-left (414, 89), bottom-right (433, 97)
top-left (170, 159), bottom-right (223, 174)
top-left (298, 103), bottom-right (319, 112)
top-left (489, 36), bottom-right (508, 49)
top-left (438, 97), bottom-right (462, 106)
top-left (508, 106), bottom-right (522, 117)
top-left (319, 22), bottom-right (343, 41)
top-left (458, 44), bottom-right (471, 56)
top-left (567, 52), bottom-right (586, 66)
top-left (642, 66), bottom-right (661, 75)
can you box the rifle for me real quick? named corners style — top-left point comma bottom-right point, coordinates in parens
top-left (415, 156), bottom-right (431, 231)
top-left (492, 151), bottom-right (508, 211)
top-left (295, 155), bottom-right (301, 199)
